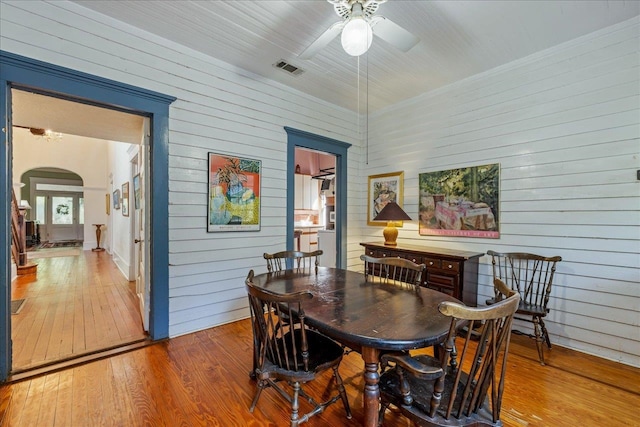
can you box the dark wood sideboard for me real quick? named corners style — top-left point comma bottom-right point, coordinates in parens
top-left (360, 242), bottom-right (484, 307)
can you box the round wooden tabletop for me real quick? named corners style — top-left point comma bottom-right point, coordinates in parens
top-left (250, 267), bottom-right (460, 351)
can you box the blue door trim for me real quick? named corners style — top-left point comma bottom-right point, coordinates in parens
top-left (0, 51), bottom-right (175, 382)
top-left (284, 127), bottom-right (351, 268)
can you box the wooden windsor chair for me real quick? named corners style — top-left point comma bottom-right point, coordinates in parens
top-left (245, 270), bottom-right (352, 426)
top-left (485, 250), bottom-right (562, 365)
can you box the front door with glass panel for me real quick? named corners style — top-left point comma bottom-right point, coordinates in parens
top-left (36, 191), bottom-right (84, 242)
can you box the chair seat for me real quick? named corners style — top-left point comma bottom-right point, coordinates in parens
top-left (485, 298), bottom-right (547, 317)
top-left (380, 355), bottom-right (496, 426)
top-left (282, 329), bottom-right (345, 372)
top-left (258, 329), bottom-right (345, 382)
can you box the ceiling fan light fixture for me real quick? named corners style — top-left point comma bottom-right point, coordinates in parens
top-left (341, 16), bottom-right (372, 56)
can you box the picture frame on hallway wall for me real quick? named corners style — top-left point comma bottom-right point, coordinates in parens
top-left (133, 174), bottom-right (141, 210)
top-left (418, 163), bottom-right (500, 238)
top-left (208, 152), bottom-right (261, 232)
top-left (121, 182), bottom-right (129, 217)
top-left (367, 171), bottom-right (404, 227)
top-left (113, 189), bottom-right (121, 210)
top-left (106, 193), bottom-right (110, 215)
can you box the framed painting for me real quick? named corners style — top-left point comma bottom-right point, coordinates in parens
top-left (367, 171), bottom-right (404, 226)
top-left (121, 182), bottom-right (129, 217)
top-left (113, 189), bottom-right (121, 210)
top-left (133, 174), bottom-right (141, 210)
top-left (418, 163), bottom-right (500, 238)
top-left (208, 152), bottom-right (261, 232)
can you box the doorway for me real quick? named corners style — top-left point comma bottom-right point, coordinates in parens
top-left (1, 50), bottom-right (174, 381)
top-left (285, 127), bottom-right (351, 268)
top-left (10, 94), bottom-right (149, 373)
top-left (294, 148), bottom-right (337, 267)
top-left (26, 171), bottom-right (85, 244)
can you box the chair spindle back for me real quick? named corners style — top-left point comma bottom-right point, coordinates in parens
top-left (264, 250), bottom-right (323, 274)
top-left (360, 254), bottom-right (425, 290)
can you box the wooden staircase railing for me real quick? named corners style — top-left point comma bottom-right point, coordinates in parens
top-left (11, 189), bottom-right (37, 275)
top-left (11, 188), bottom-right (27, 266)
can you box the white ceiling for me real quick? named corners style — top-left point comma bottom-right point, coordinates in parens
top-left (12, 90), bottom-right (145, 144)
top-left (69, 0), bottom-right (640, 112)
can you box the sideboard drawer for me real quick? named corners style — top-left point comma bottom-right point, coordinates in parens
top-left (427, 273), bottom-right (457, 289)
top-left (424, 257), bottom-right (441, 269)
top-left (404, 255), bottom-right (422, 264)
top-left (440, 261), bottom-right (460, 273)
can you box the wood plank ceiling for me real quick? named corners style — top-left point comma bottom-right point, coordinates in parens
top-left (43, 1), bottom-right (640, 113)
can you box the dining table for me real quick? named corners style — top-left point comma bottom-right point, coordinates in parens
top-left (250, 266), bottom-right (462, 427)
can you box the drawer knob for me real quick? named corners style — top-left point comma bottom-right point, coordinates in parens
top-left (447, 264), bottom-right (452, 269)
top-left (429, 261), bottom-right (434, 266)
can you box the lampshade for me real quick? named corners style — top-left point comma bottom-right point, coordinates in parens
top-left (341, 16), bottom-right (372, 56)
top-left (373, 202), bottom-right (411, 221)
top-left (373, 202), bottom-right (410, 246)
top-left (18, 200), bottom-right (32, 210)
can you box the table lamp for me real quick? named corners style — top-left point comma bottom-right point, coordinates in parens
top-left (18, 200), bottom-right (32, 219)
top-left (373, 202), bottom-right (411, 246)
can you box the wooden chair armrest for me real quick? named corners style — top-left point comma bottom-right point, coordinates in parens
top-left (380, 352), bottom-right (444, 379)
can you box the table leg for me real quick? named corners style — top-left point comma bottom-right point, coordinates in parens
top-left (92, 224), bottom-right (105, 252)
top-left (361, 346), bottom-right (380, 427)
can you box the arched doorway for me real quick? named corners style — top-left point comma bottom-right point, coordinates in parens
top-left (20, 168), bottom-right (85, 245)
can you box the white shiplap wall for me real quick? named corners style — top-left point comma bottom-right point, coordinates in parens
top-left (358, 17), bottom-right (640, 366)
top-left (0, 1), bottom-right (362, 337)
top-left (1, 1), bottom-right (638, 366)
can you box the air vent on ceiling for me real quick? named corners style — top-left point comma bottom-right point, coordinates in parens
top-left (273, 59), bottom-right (305, 76)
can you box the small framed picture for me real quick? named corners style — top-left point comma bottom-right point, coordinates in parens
top-left (122, 182), bottom-right (129, 217)
top-left (113, 189), bottom-right (121, 210)
top-left (367, 171), bottom-right (404, 226)
top-left (133, 174), bottom-right (141, 210)
top-left (106, 193), bottom-right (110, 215)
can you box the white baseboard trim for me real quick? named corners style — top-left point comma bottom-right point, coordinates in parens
top-left (11, 260), bottom-right (17, 282)
top-left (112, 249), bottom-right (133, 281)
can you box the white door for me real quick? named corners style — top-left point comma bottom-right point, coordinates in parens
top-left (136, 126), bottom-right (150, 331)
top-left (47, 192), bottom-right (84, 242)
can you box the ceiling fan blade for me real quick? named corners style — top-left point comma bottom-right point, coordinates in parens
top-left (299, 21), bottom-right (345, 60)
top-left (370, 16), bottom-right (419, 52)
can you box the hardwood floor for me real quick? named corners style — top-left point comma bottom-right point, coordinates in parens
top-left (1, 318), bottom-right (638, 426)
top-left (10, 248), bottom-right (147, 372)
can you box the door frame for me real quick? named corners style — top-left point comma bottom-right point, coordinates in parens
top-left (42, 190), bottom-right (84, 242)
top-left (284, 127), bottom-right (351, 268)
top-left (0, 51), bottom-right (175, 381)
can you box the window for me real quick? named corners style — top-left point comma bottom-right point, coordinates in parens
top-left (52, 196), bottom-right (73, 225)
top-left (79, 197), bottom-right (84, 225)
top-left (36, 196), bottom-right (46, 224)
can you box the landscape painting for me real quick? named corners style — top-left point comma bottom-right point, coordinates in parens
top-left (419, 164), bottom-right (500, 238)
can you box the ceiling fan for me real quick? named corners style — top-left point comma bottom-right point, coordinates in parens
top-left (299, 0), bottom-right (419, 59)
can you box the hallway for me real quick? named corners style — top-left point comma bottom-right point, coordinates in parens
top-left (10, 249), bottom-right (146, 372)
